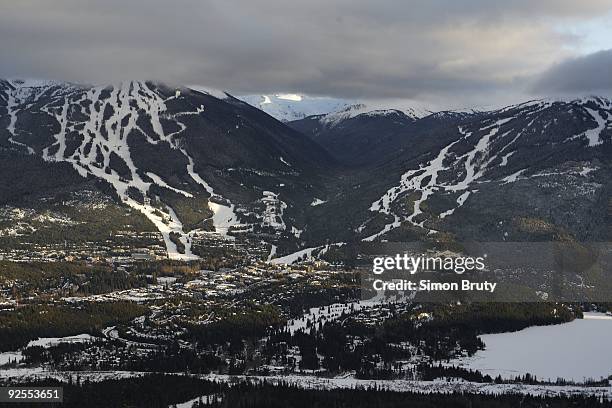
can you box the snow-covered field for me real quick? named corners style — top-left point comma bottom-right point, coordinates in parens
top-left (26, 334), bottom-right (95, 348)
top-left (270, 242), bottom-right (344, 265)
top-left (204, 374), bottom-right (612, 398)
top-left (449, 312), bottom-right (612, 382)
top-left (0, 369), bottom-right (607, 400)
top-left (175, 393), bottom-right (220, 408)
top-left (0, 351), bottom-right (24, 366)
top-left (0, 335), bottom-right (96, 368)
top-left (286, 302), bottom-right (367, 334)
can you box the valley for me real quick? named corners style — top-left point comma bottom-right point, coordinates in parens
top-left (1, 79), bottom-right (612, 404)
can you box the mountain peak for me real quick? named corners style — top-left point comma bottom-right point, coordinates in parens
top-left (239, 94), bottom-right (350, 122)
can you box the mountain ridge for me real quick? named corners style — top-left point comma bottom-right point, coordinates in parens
top-left (0, 79), bottom-right (335, 259)
top-left (1, 78), bottom-right (611, 262)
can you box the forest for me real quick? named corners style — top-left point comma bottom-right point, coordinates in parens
top-left (0, 302), bottom-right (146, 351)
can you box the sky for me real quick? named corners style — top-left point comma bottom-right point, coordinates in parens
top-left (1, 0), bottom-right (612, 109)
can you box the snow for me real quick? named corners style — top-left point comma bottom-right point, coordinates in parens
top-left (286, 299), bottom-right (383, 335)
top-left (438, 208), bottom-right (455, 220)
top-left (27, 334), bottom-right (96, 348)
top-left (276, 93), bottom-right (302, 101)
top-left (64, 288), bottom-right (165, 303)
top-left (456, 190), bottom-right (471, 206)
top-left (128, 199), bottom-right (197, 260)
top-left (499, 151), bottom-right (514, 166)
top-left (186, 85), bottom-right (227, 100)
top-left (4, 80), bottom-right (244, 257)
top-left (501, 169), bottom-right (525, 184)
top-left (291, 226), bottom-right (303, 238)
top-left (279, 156), bottom-right (292, 167)
top-left (583, 107), bottom-right (608, 147)
top-left (261, 191), bottom-right (287, 230)
top-left (320, 105), bottom-right (408, 127)
top-left (0, 367), bottom-right (46, 379)
top-left (317, 101), bottom-right (431, 127)
top-left (182, 149), bottom-right (240, 236)
top-left (239, 94), bottom-right (351, 122)
top-left (145, 172), bottom-right (193, 198)
top-left (208, 201), bottom-right (239, 235)
top-left (183, 150), bottom-right (215, 196)
top-left (310, 198), bottom-right (326, 206)
top-left (270, 246), bottom-right (319, 265)
top-left (362, 214), bottom-right (401, 242)
top-left (364, 115), bottom-right (526, 239)
top-left (5, 81), bottom-right (37, 155)
top-left (583, 312), bottom-right (612, 320)
top-left (579, 165), bottom-right (597, 176)
top-left (0, 351), bottom-right (24, 366)
top-left (102, 326), bottom-right (158, 349)
top-left (269, 242), bottom-right (344, 265)
top-left (446, 119), bottom-right (513, 192)
top-left (267, 244), bottom-right (277, 262)
top-left (175, 394), bottom-right (219, 408)
top-left (439, 191), bottom-right (471, 219)
top-left (449, 313), bottom-right (612, 382)
top-left (0, 367), bottom-right (608, 398)
top-left (203, 374), bottom-right (612, 398)
top-left (366, 134), bottom-right (463, 237)
top-left (239, 93), bottom-right (431, 126)
top-left (35, 81), bottom-right (207, 259)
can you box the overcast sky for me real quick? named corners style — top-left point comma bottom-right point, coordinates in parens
top-left (1, 0), bottom-right (612, 109)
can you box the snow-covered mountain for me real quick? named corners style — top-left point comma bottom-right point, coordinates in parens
top-left (289, 104), bottom-right (435, 166)
top-left (239, 94), bottom-right (351, 122)
top-left (354, 96), bottom-right (612, 242)
top-left (316, 103), bottom-right (431, 126)
top-left (239, 93), bottom-right (432, 124)
top-left (1, 79), bottom-right (610, 261)
top-left (0, 79), bottom-right (331, 259)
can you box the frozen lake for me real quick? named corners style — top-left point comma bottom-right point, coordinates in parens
top-left (450, 312), bottom-right (612, 382)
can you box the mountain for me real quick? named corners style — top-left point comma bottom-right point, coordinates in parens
top-left (239, 94), bottom-right (351, 122)
top-left (1, 79), bottom-right (611, 262)
top-left (0, 79), bottom-right (334, 259)
top-left (353, 97), bottom-right (612, 243)
top-left (289, 104), bottom-right (439, 166)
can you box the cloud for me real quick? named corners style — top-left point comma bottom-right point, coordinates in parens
top-left (1, 1), bottom-right (611, 106)
top-left (531, 49), bottom-right (612, 95)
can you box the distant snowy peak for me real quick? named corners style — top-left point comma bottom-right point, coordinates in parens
top-left (239, 92), bottom-right (436, 124)
top-left (316, 103), bottom-right (430, 128)
top-left (8, 78), bottom-right (65, 89)
top-left (239, 94), bottom-right (351, 122)
top-left (499, 95), bottom-right (612, 113)
top-left (5, 80), bottom-right (232, 101)
top-left (426, 109), bottom-right (483, 120)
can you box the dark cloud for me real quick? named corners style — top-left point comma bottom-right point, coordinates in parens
top-left (531, 49), bottom-right (612, 95)
top-left (1, 1), bottom-right (611, 106)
